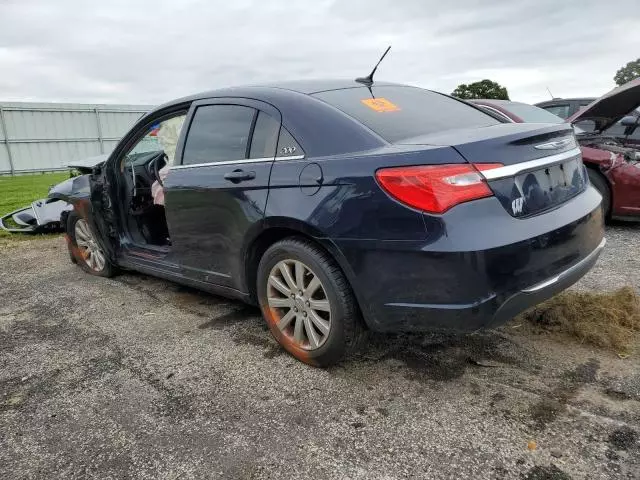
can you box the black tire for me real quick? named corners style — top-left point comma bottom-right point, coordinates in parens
top-left (257, 237), bottom-right (364, 367)
top-left (587, 168), bottom-right (611, 219)
top-left (66, 211), bottom-right (115, 277)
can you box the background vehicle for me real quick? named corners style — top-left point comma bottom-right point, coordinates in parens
top-left (535, 97), bottom-right (594, 119)
top-left (473, 92), bottom-right (640, 220)
top-left (54, 80), bottom-right (604, 367)
top-left (536, 98), bottom-right (640, 145)
top-left (472, 100), bottom-right (567, 124)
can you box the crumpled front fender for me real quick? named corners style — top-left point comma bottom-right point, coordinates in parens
top-left (48, 174), bottom-right (94, 226)
top-left (48, 175), bottom-right (90, 203)
top-left (47, 174), bottom-right (91, 203)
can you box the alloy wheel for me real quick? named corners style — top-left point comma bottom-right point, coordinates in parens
top-left (267, 259), bottom-right (332, 350)
top-left (74, 218), bottom-right (106, 272)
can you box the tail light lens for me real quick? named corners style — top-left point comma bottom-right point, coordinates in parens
top-left (376, 163), bottom-right (503, 214)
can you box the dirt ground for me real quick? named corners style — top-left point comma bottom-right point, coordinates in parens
top-left (1, 224), bottom-right (639, 479)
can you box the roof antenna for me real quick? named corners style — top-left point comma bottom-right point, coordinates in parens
top-left (546, 86), bottom-right (554, 99)
top-left (356, 46), bottom-right (391, 86)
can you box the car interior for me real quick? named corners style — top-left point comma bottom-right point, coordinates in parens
top-left (118, 113), bottom-right (186, 249)
top-left (120, 150), bottom-right (170, 247)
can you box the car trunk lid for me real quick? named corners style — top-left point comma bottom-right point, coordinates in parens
top-left (399, 122), bottom-right (588, 218)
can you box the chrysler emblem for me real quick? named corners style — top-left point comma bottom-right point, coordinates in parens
top-left (534, 137), bottom-right (575, 150)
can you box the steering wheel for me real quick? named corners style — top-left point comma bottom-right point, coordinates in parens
top-left (152, 152), bottom-right (168, 186)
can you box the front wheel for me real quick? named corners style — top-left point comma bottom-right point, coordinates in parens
top-left (257, 238), bottom-right (363, 367)
top-left (66, 212), bottom-right (114, 277)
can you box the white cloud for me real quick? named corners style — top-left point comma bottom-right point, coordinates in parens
top-left (0, 0), bottom-right (639, 105)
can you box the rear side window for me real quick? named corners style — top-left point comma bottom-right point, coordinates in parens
top-left (312, 86), bottom-right (499, 143)
top-left (276, 127), bottom-right (304, 158)
top-left (182, 105), bottom-right (255, 165)
top-left (249, 112), bottom-right (280, 159)
top-left (502, 102), bottom-right (564, 123)
top-left (542, 104), bottom-right (570, 119)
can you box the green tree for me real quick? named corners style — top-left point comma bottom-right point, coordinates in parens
top-left (614, 58), bottom-right (640, 86)
top-left (451, 79), bottom-right (509, 100)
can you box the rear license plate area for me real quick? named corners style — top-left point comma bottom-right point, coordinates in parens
top-left (490, 158), bottom-right (587, 217)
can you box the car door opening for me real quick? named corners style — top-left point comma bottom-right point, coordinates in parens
top-left (120, 113), bottom-right (186, 248)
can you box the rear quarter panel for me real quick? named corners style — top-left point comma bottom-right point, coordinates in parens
top-left (264, 144), bottom-right (467, 328)
top-left (265, 145), bottom-right (468, 241)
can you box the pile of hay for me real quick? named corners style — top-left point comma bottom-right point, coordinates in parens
top-left (517, 287), bottom-right (640, 352)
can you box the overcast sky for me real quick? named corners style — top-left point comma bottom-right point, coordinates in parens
top-left (1, 0), bottom-right (639, 105)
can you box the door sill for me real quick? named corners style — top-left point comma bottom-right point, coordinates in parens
top-left (129, 242), bottom-right (171, 254)
top-left (122, 243), bottom-right (172, 263)
top-left (117, 255), bottom-right (252, 303)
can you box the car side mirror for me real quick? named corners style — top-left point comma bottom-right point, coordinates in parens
top-left (621, 115), bottom-right (638, 127)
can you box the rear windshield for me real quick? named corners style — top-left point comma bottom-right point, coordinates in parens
top-left (312, 86), bottom-right (499, 143)
top-left (504, 102), bottom-right (564, 124)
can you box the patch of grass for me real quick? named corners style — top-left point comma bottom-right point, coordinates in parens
top-left (0, 172), bottom-right (69, 246)
top-left (0, 172), bottom-right (68, 212)
top-left (518, 287), bottom-right (640, 352)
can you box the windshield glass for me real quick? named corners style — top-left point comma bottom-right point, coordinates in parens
top-left (505, 102), bottom-right (564, 123)
top-left (312, 86), bottom-right (499, 143)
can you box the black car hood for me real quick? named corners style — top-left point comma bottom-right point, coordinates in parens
top-left (568, 78), bottom-right (640, 132)
top-left (67, 153), bottom-right (108, 174)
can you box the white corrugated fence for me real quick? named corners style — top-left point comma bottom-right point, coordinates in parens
top-left (0, 102), bottom-right (152, 174)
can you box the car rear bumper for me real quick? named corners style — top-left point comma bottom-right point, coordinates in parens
top-left (332, 187), bottom-right (605, 332)
top-left (487, 236), bottom-right (604, 328)
top-left (373, 238), bottom-right (605, 333)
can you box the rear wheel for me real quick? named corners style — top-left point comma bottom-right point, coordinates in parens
top-left (257, 238), bottom-right (363, 367)
top-left (67, 212), bottom-right (114, 277)
top-left (587, 168), bottom-right (611, 219)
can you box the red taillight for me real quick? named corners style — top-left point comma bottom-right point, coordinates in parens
top-left (375, 163), bottom-right (503, 214)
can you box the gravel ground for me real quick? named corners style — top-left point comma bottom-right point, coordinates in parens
top-left (1, 224), bottom-right (639, 479)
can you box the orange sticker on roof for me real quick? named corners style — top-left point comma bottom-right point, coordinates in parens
top-left (361, 98), bottom-right (401, 112)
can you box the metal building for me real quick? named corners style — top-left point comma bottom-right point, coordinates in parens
top-left (0, 102), bottom-right (152, 175)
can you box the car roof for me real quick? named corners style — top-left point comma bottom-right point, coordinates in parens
top-left (144, 79), bottom-right (408, 158)
top-left (257, 79), bottom-right (401, 94)
top-left (535, 97), bottom-right (596, 105)
top-left (156, 79), bottom-right (403, 109)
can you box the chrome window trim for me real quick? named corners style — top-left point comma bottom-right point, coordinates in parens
top-left (276, 154), bottom-right (305, 161)
top-left (481, 147), bottom-right (581, 181)
top-left (170, 154), bottom-right (305, 170)
top-left (171, 157), bottom-right (271, 170)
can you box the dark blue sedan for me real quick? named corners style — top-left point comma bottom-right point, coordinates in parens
top-left (52, 80), bottom-right (605, 366)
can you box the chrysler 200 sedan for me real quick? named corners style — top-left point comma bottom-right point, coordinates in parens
top-left (50, 80), bottom-right (605, 367)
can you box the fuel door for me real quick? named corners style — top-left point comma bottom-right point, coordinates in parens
top-left (299, 162), bottom-right (323, 196)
